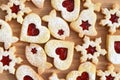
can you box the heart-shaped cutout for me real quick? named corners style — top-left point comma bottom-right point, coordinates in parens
top-left (27, 23), bottom-right (39, 36)
top-left (76, 72), bottom-right (89, 80)
top-left (45, 40), bottom-right (74, 70)
top-left (55, 47), bottom-right (68, 60)
top-left (16, 65), bottom-right (44, 80)
top-left (24, 75), bottom-right (33, 80)
top-left (20, 13), bottom-right (50, 44)
top-left (62, 0), bottom-right (74, 12)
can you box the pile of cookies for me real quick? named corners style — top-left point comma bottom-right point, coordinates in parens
top-left (0, 0), bottom-right (120, 80)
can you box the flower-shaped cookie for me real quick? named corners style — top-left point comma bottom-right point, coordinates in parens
top-left (70, 0), bottom-right (101, 37)
top-left (100, 4), bottom-right (120, 34)
top-left (0, 46), bottom-right (22, 74)
top-left (42, 10), bottom-right (70, 40)
top-left (0, 19), bottom-right (18, 49)
top-left (45, 40), bottom-right (74, 70)
top-left (49, 73), bottom-right (65, 80)
top-left (30, 0), bottom-right (45, 8)
top-left (51, 0), bottom-right (80, 22)
top-left (107, 35), bottom-right (120, 64)
top-left (25, 44), bottom-right (52, 74)
top-left (97, 65), bottom-right (120, 80)
top-left (20, 13), bottom-right (50, 44)
top-left (0, 0), bottom-right (32, 24)
top-left (75, 36), bottom-right (106, 64)
top-left (66, 62), bottom-right (96, 80)
top-left (16, 65), bottom-right (44, 80)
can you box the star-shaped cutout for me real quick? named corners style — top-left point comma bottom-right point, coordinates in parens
top-left (106, 74), bottom-right (115, 80)
top-left (80, 20), bottom-right (91, 30)
top-left (31, 48), bottom-right (37, 54)
top-left (109, 13), bottom-right (119, 24)
top-left (86, 45), bottom-right (97, 55)
top-left (0, 55), bottom-right (12, 66)
top-left (58, 29), bottom-right (64, 36)
top-left (10, 4), bottom-right (20, 14)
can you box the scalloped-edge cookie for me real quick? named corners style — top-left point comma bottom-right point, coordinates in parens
top-left (100, 4), bottom-right (120, 34)
top-left (20, 13), bottom-right (50, 44)
top-left (49, 73), bottom-right (65, 80)
top-left (107, 35), bottom-right (120, 64)
top-left (75, 36), bottom-right (106, 64)
top-left (45, 40), bottom-right (74, 70)
top-left (42, 9), bottom-right (70, 40)
top-left (16, 65), bottom-right (44, 80)
top-left (97, 64), bottom-right (120, 80)
top-left (0, 19), bottom-right (18, 49)
top-left (70, 0), bottom-right (101, 37)
top-left (51, 0), bottom-right (80, 22)
top-left (66, 62), bottom-right (96, 80)
top-left (25, 44), bottom-right (52, 74)
top-left (0, 46), bottom-right (22, 74)
top-left (0, 0), bottom-right (32, 24)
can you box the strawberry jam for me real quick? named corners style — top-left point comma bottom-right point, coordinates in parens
top-left (62, 0), bottom-right (74, 12)
top-left (76, 72), bottom-right (89, 80)
top-left (80, 20), bottom-right (91, 30)
top-left (106, 74), bottom-right (114, 80)
top-left (31, 48), bottom-right (37, 54)
top-left (27, 23), bottom-right (39, 36)
top-left (114, 41), bottom-right (120, 53)
top-left (109, 13), bottom-right (119, 24)
top-left (10, 4), bottom-right (20, 14)
top-left (24, 75), bottom-right (33, 80)
top-left (0, 55), bottom-right (12, 66)
top-left (58, 29), bottom-right (64, 36)
top-left (55, 47), bottom-right (68, 60)
top-left (86, 45), bottom-right (97, 55)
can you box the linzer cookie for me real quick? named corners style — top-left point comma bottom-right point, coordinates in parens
top-left (100, 4), bottom-right (120, 34)
top-left (49, 73), bottom-right (65, 80)
top-left (45, 40), bottom-right (74, 70)
top-left (25, 44), bottom-right (52, 74)
top-left (97, 65), bottom-right (120, 80)
top-left (51, 0), bottom-right (80, 22)
top-left (20, 13), bottom-right (50, 44)
top-left (70, 0), bottom-right (101, 37)
top-left (0, 19), bottom-right (18, 49)
top-left (42, 10), bottom-right (70, 40)
top-left (107, 35), bottom-right (120, 64)
top-left (0, 0), bottom-right (32, 24)
top-left (66, 62), bottom-right (96, 80)
top-left (16, 65), bottom-right (44, 80)
top-left (0, 46), bottom-right (22, 74)
top-left (75, 36), bottom-right (106, 64)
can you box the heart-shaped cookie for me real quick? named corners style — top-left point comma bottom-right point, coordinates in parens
top-left (16, 65), bottom-right (44, 80)
top-left (42, 10), bottom-right (70, 40)
top-left (70, 0), bottom-right (101, 37)
top-left (25, 44), bottom-right (52, 74)
top-left (0, 19), bottom-right (18, 49)
top-left (45, 40), bottom-right (74, 70)
top-left (20, 13), bottom-right (50, 44)
top-left (51, 0), bottom-right (80, 22)
top-left (66, 62), bottom-right (96, 80)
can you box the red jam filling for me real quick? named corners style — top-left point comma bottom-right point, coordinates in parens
top-left (55, 47), bottom-right (68, 60)
top-left (27, 23), bottom-right (39, 36)
top-left (80, 20), bottom-right (91, 30)
top-left (0, 25), bottom-right (1, 29)
top-left (62, 0), bottom-right (74, 12)
top-left (0, 55), bottom-right (12, 66)
top-left (109, 13), bottom-right (119, 24)
top-left (10, 4), bottom-right (20, 14)
top-left (76, 72), bottom-right (89, 80)
top-left (58, 29), bottom-right (64, 36)
top-left (114, 41), bottom-right (120, 53)
top-left (86, 45), bottom-right (97, 55)
top-left (106, 74), bottom-right (114, 80)
top-left (31, 48), bottom-right (37, 54)
top-left (24, 75), bottom-right (33, 80)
